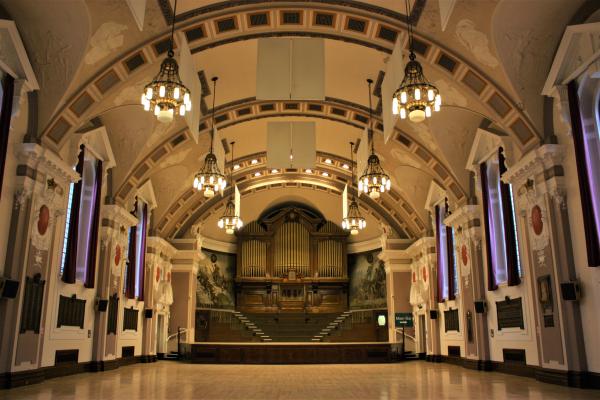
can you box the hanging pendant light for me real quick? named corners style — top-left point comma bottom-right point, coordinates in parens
top-left (392, 0), bottom-right (441, 123)
top-left (193, 77), bottom-right (226, 198)
top-left (342, 141), bottom-right (366, 235)
top-left (359, 79), bottom-right (391, 200)
top-left (141, 0), bottom-right (191, 123)
top-left (218, 141), bottom-right (243, 234)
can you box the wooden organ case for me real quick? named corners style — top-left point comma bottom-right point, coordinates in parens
top-left (236, 206), bottom-right (349, 313)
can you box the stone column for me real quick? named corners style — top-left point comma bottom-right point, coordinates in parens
top-left (504, 144), bottom-right (588, 385)
top-left (90, 205), bottom-right (137, 371)
top-left (0, 144), bottom-right (78, 385)
top-left (142, 237), bottom-right (176, 361)
top-left (379, 249), bottom-right (412, 344)
top-left (445, 205), bottom-right (491, 369)
top-left (407, 237), bottom-right (440, 361)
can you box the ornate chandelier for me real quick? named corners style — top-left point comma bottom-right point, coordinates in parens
top-left (342, 141), bottom-right (366, 235)
top-left (218, 141), bottom-right (243, 234)
top-left (141, 0), bottom-right (191, 123)
top-left (359, 79), bottom-right (391, 200)
top-left (193, 77), bottom-right (226, 198)
top-left (392, 0), bottom-right (441, 123)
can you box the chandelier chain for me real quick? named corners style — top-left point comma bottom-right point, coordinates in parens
top-left (405, 0), bottom-right (414, 57)
top-left (210, 77), bottom-right (218, 154)
top-left (169, 0), bottom-right (177, 56)
top-left (367, 78), bottom-right (374, 154)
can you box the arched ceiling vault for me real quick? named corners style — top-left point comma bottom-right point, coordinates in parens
top-left (113, 98), bottom-right (468, 219)
top-left (42, 0), bottom-right (540, 152)
top-left (165, 173), bottom-right (417, 242)
top-left (12, 0), bottom-right (566, 247)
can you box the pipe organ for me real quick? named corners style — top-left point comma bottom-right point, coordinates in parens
top-left (236, 205), bottom-right (348, 313)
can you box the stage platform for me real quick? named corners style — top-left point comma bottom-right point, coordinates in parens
top-left (181, 342), bottom-right (391, 364)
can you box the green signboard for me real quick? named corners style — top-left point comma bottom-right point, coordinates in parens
top-left (395, 312), bottom-right (413, 328)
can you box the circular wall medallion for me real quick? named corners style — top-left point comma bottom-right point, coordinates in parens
top-left (461, 245), bottom-right (468, 266)
top-left (114, 245), bottom-right (121, 266)
top-left (37, 205), bottom-right (50, 235)
top-left (156, 267), bottom-right (161, 282)
top-left (531, 205), bottom-right (543, 236)
top-left (210, 254), bottom-right (218, 263)
top-left (366, 253), bottom-right (374, 263)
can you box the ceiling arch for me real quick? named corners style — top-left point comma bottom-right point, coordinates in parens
top-left (162, 171), bottom-right (420, 242)
top-left (113, 97), bottom-right (469, 208)
top-left (41, 0), bottom-right (540, 152)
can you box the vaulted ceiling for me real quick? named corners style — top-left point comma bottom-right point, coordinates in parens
top-left (1, 0), bottom-right (584, 245)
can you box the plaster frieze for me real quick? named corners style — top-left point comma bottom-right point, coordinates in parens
top-left (502, 144), bottom-right (566, 187)
top-left (444, 204), bottom-right (479, 228)
top-left (17, 143), bottom-right (79, 186)
top-left (146, 236), bottom-right (177, 261)
top-left (102, 204), bottom-right (138, 229)
top-left (406, 236), bottom-right (436, 259)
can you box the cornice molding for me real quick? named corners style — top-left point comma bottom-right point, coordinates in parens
top-left (502, 144), bottom-right (566, 186)
top-left (17, 143), bottom-right (79, 187)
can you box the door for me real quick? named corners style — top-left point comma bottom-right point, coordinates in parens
top-left (419, 314), bottom-right (426, 354)
top-left (156, 314), bottom-right (165, 354)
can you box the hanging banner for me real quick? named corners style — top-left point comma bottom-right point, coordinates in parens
top-left (342, 184), bottom-right (348, 219)
top-left (381, 36), bottom-right (405, 143)
top-left (356, 127), bottom-right (370, 187)
top-left (177, 31), bottom-right (201, 143)
top-left (234, 185), bottom-right (241, 216)
top-left (213, 126), bottom-right (225, 174)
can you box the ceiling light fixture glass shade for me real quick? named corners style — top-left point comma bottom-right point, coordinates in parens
top-left (193, 76), bottom-right (226, 198)
top-left (392, 52), bottom-right (440, 123)
top-left (342, 199), bottom-right (366, 235)
top-left (359, 78), bottom-right (391, 200)
top-left (359, 153), bottom-right (391, 199)
top-left (141, 0), bottom-right (190, 123)
top-left (218, 199), bottom-right (243, 234)
top-left (342, 141), bottom-right (366, 235)
top-left (392, 0), bottom-right (441, 123)
top-left (193, 153), bottom-right (226, 197)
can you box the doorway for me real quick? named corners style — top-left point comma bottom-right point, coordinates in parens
top-left (419, 314), bottom-right (427, 354)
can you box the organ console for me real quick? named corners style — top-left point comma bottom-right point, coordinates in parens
top-left (236, 205), bottom-right (349, 313)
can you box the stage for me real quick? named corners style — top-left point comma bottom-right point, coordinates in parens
top-left (181, 342), bottom-right (392, 364)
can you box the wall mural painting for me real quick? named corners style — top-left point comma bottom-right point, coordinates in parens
top-left (196, 250), bottom-right (236, 309)
top-left (348, 250), bottom-right (387, 310)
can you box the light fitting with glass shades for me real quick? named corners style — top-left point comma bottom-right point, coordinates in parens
top-left (218, 141), bottom-right (243, 234)
top-left (141, 0), bottom-right (191, 123)
top-left (342, 141), bottom-right (366, 235)
top-left (392, 0), bottom-right (441, 123)
top-left (359, 79), bottom-right (391, 200)
top-left (193, 77), bottom-right (226, 198)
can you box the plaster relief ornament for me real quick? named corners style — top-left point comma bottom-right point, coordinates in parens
top-left (37, 205), bottom-right (50, 235)
top-left (455, 19), bottom-right (499, 68)
top-left (114, 244), bottom-right (121, 266)
top-left (433, 80), bottom-right (467, 107)
top-left (113, 79), bottom-right (147, 106)
top-left (31, 204), bottom-right (54, 251)
top-left (528, 203), bottom-right (550, 268)
top-left (85, 22), bottom-right (128, 65)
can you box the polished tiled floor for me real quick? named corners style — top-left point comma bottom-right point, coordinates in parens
top-left (2, 361), bottom-right (599, 400)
